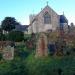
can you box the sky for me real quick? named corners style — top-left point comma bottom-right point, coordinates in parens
top-left (0, 0), bottom-right (75, 25)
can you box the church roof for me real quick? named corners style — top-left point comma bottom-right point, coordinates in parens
top-left (29, 5), bottom-right (58, 25)
top-left (60, 15), bottom-right (68, 23)
top-left (15, 25), bottom-right (29, 32)
top-left (37, 5), bottom-right (58, 17)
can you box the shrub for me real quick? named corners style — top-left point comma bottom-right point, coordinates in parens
top-left (0, 33), bottom-right (6, 41)
top-left (8, 31), bottom-right (24, 42)
top-left (25, 55), bottom-right (75, 75)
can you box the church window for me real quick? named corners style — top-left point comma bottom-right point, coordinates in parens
top-left (44, 12), bottom-right (51, 24)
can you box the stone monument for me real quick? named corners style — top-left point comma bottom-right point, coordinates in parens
top-left (35, 33), bottom-right (48, 57)
top-left (3, 45), bottom-right (14, 60)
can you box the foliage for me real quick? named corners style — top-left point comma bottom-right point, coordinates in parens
top-left (25, 55), bottom-right (75, 75)
top-left (1, 17), bottom-right (19, 32)
top-left (0, 31), bottom-right (75, 75)
top-left (0, 28), bottom-right (6, 40)
top-left (8, 31), bottom-right (24, 42)
top-left (0, 51), bottom-right (75, 75)
top-left (0, 58), bottom-right (27, 75)
top-left (0, 61), bottom-right (11, 75)
top-left (47, 31), bottom-right (59, 43)
top-left (0, 33), bottom-right (6, 41)
top-left (9, 59), bottom-right (27, 75)
top-left (24, 33), bottom-right (36, 50)
top-left (0, 53), bottom-right (2, 61)
top-left (0, 28), bottom-right (3, 34)
top-left (15, 45), bottom-right (30, 59)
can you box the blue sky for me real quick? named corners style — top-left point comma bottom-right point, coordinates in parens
top-left (0, 0), bottom-right (75, 25)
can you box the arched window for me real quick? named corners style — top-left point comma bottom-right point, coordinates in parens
top-left (44, 12), bottom-right (51, 24)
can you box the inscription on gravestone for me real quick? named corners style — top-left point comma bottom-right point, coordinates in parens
top-left (3, 45), bottom-right (14, 60)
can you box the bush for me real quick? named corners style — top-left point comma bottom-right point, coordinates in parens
top-left (25, 55), bottom-right (59, 75)
top-left (0, 54), bottom-right (75, 75)
top-left (8, 31), bottom-right (24, 42)
top-left (15, 44), bottom-right (30, 59)
top-left (25, 55), bottom-right (75, 75)
top-left (0, 58), bottom-right (27, 75)
top-left (0, 33), bottom-right (6, 41)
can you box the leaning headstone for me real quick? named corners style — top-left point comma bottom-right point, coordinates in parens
top-left (35, 33), bottom-right (48, 57)
top-left (3, 45), bottom-right (14, 60)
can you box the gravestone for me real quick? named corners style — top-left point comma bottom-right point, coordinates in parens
top-left (48, 43), bottom-right (56, 55)
top-left (3, 45), bottom-right (14, 60)
top-left (35, 33), bottom-right (48, 57)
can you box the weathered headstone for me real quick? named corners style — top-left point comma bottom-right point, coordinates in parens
top-left (35, 33), bottom-right (48, 57)
top-left (3, 45), bottom-right (14, 60)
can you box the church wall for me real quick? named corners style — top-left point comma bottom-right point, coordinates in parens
top-left (51, 11), bottom-right (60, 30)
top-left (32, 21), bottom-right (38, 33)
top-left (28, 6), bottom-right (63, 33)
top-left (28, 25), bottom-right (32, 34)
top-left (36, 6), bottom-right (60, 32)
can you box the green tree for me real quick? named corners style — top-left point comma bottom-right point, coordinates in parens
top-left (0, 33), bottom-right (6, 41)
top-left (0, 28), bottom-right (3, 34)
top-left (1, 17), bottom-right (19, 32)
top-left (0, 28), bottom-right (6, 41)
top-left (8, 31), bottom-right (24, 42)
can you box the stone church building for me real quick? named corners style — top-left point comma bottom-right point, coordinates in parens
top-left (28, 5), bottom-right (68, 34)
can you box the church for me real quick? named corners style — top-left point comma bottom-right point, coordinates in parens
top-left (28, 5), bottom-right (68, 34)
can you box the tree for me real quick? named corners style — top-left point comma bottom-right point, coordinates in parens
top-left (0, 28), bottom-right (3, 34)
top-left (0, 33), bottom-right (6, 41)
top-left (8, 31), bottom-right (24, 42)
top-left (1, 17), bottom-right (19, 32)
top-left (0, 28), bottom-right (6, 41)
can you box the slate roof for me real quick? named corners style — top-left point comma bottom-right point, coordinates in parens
top-left (60, 15), bottom-right (68, 23)
top-left (15, 25), bottom-right (29, 32)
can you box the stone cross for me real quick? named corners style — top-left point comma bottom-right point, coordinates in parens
top-left (35, 33), bottom-right (48, 57)
top-left (47, 1), bottom-right (49, 6)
